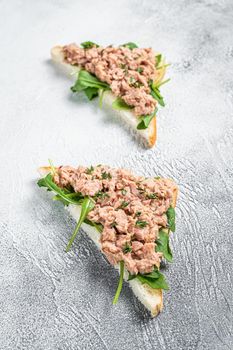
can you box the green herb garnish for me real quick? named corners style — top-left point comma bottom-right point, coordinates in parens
top-left (84, 87), bottom-right (99, 100)
top-left (136, 220), bottom-right (148, 228)
top-left (112, 97), bottom-right (133, 111)
top-left (94, 190), bottom-right (110, 200)
top-left (37, 174), bottom-right (83, 206)
top-left (137, 110), bottom-right (156, 130)
top-left (101, 171), bottom-right (112, 179)
top-left (113, 261), bottom-right (125, 304)
top-left (146, 193), bottom-right (158, 199)
top-left (118, 201), bottom-right (129, 209)
top-left (137, 67), bottom-right (143, 73)
top-left (156, 229), bottom-right (173, 262)
top-left (128, 268), bottom-right (169, 290)
top-left (86, 166), bottom-right (94, 174)
top-left (135, 211), bottom-right (141, 217)
top-left (122, 42), bottom-right (138, 50)
top-left (80, 41), bottom-right (99, 49)
top-left (66, 197), bottom-right (95, 252)
top-left (155, 54), bottom-right (162, 67)
top-left (121, 189), bottom-right (127, 196)
top-left (84, 219), bottom-right (103, 233)
top-left (150, 86), bottom-right (165, 107)
top-left (166, 207), bottom-right (176, 232)
top-left (123, 242), bottom-right (132, 254)
top-left (71, 70), bottom-right (110, 101)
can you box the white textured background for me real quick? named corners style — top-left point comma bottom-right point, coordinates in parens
top-left (0, 0), bottom-right (233, 349)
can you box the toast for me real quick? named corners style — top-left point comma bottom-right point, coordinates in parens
top-left (38, 165), bottom-right (178, 317)
top-left (51, 44), bottom-right (168, 148)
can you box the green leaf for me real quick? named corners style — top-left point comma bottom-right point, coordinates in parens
top-left (84, 87), bottom-right (99, 100)
top-left (53, 192), bottom-right (83, 206)
top-left (80, 41), bottom-right (99, 49)
top-left (155, 54), bottom-right (162, 67)
top-left (71, 70), bottom-right (110, 92)
top-left (66, 197), bottom-right (95, 252)
top-left (156, 229), bottom-right (173, 262)
top-left (37, 174), bottom-right (83, 206)
top-left (122, 42), bottom-right (138, 50)
top-left (137, 112), bottom-right (155, 130)
top-left (155, 78), bottom-right (171, 89)
top-left (128, 268), bottom-right (169, 290)
top-left (112, 97), bottom-right (133, 111)
top-left (166, 207), bottom-right (176, 232)
top-left (113, 261), bottom-right (125, 304)
top-left (150, 86), bottom-right (165, 107)
top-left (84, 218), bottom-right (103, 233)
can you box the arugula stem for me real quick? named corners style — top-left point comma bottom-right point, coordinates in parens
top-left (65, 197), bottom-right (95, 252)
top-left (155, 78), bottom-right (171, 89)
top-left (113, 261), bottom-right (124, 304)
top-left (48, 159), bottom-right (56, 176)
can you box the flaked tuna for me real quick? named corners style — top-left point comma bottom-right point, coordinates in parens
top-left (54, 165), bottom-right (177, 274)
top-left (63, 44), bottom-right (159, 116)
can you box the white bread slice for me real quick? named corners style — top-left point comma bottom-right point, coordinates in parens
top-left (38, 166), bottom-right (178, 317)
top-left (51, 46), bottom-right (160, 148)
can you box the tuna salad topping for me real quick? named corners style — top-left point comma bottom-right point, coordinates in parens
top-left (53, 165), bottom-right (177, 275)
top-left (63, 42), bottom-right (166, 117)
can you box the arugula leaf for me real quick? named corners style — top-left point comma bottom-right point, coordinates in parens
top-left (156, 229), bottom-right (173, 262)
top-left (137, 112), bottom-right (156, 130)
top-left (84, 87), bottom-right (99, 100)
top-left (150, 86), bottom-right (165, 107)
top-left (84, 218), bottom-right (103, 233)
top-left (166, 207), bottom-right (176, 232)
top-left (155, 78), bottom-right (171, 89)
top-left (112, 97), bottom-right (133, 111)
top-left (80, 41), bottom-right (99, 49)
top-left (155, 54), bottom-right (162, 67)
top-left (113, 261), bottom-right (125, 304)
top-left (48, 159), bottom-right (56, 176)
top-left (37, 174), bottom-right (83, 206)
top-left (128, 268), bottom-right (169, 290)
top-left (53, 192), bottom-right (84, 206)
top-left (66, 197), bottom-right (95, 252)
top-left (122, 42), bottom-right (138, 50)
top-left (71, 70), bottom-right (110, 92)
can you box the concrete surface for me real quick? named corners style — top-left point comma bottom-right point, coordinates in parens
top-left (0, 0), bottom-right (233, 349)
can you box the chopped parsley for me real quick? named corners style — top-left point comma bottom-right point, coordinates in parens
top-left (137, 67), bottom-right (143, 73)
top-left (123, 242), bottom-right (132, 254)
top-left (136, 220), bottom-right (148, 228)
top-left (101, 171), bottom-right (112, 180)
top-left (118, 201), bottom-right (129, 209)
top-left (86, 166), bottom-right (94, 174)
top-left (146, 193), bottom-right (158, 199)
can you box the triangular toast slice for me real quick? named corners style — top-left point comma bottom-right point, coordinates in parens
top-left (51, 43), bottom-right (168, 148)
top-left (38, 165), bottom-right (178, 317)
